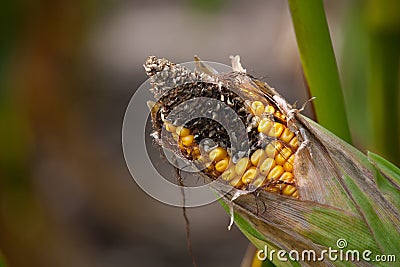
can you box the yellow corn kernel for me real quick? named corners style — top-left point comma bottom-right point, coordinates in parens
top-left (265, 105), bottom-right (275, 114)
top-left (274, 111), bottom-right (286, 121)
top-left (181, 135), bottom-right (194, 147)
top-left (197, 155), bottom-right (208, 164)
top-left (215, 158), bottom-right (230, 173)
top-left (282, 185), bottom-right (297, 196)
top-left (275, 154), bottom-right (285, 166)
top-left (267, 165), bottom-right (284, 180)
top-left (266, 186), bottom-right (279, 193)
top-left (165, 122), bottom-right (176, 133)
top-left (268, 122), bottom-right (284, 138)
top-left (251, 101), bottom-right (265, 116)
top-left (235, 158), bottom-right (251, 175)
top-left (265, 141), bottom-right (283, 158)
top-left (283, 161), bottom-right (293, 172)
top-left (176, 126), bottom-right (191, 137)
top-left (280, 128), bottom-right (294, 143)
top-left (275, 147), bottom-right (292, 166)
top-left (221, 167), bottom-right (236, 181)
top-left (230, 175), bottom-right (243, 187)
top-left (289, 136), bottom-right (299, 149)
top-left (171, 133), bottom-right (179, 141)
top-left (259, 158), bottom-right (276, 176)
top-left (250, 149), bottom-right (266, 166)
top-left (241, 167), bottom-right (259, 184)
top-left (287, 154), bottom-right (295, 165)
top-left (192, 147), bottom-right (200, 157)
top-left (209, 147), bottom-right (227, 162)
top-left (283, 154), bottom-right (295, 172)
top-left (196, 158), bottom-right (209, 170)
top-left (258, 118), bottom-right (273, 134)
top-left (251, 175), bottom-right (266, 188)
top-left (279, 172), bottom-right (293, 182)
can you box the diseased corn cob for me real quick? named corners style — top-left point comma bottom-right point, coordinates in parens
top-left (145, 56), bottom-right (299, 198)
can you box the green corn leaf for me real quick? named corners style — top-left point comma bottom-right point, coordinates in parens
top-left (288, 0), bottom-right (352, 144)
top-left (368, 151), bottom-right (400, 187)
top-left (218, 116), bottom-right (400, 266)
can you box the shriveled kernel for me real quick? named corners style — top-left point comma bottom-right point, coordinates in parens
top-left (275, 147), bottom-right (292, 166)
top-left (279, 172), bottom-right (293, 182)
top-left (176, 126), bottom-right (190, 137)
top-left (265, 105), bottom-right (275, 114)
top-left (266, 186), bottom-right (279, 193)
top-left (181, 135), bottom-right (194, 146)
top-left (215, 158), bottom-right (230, 172)
top-left (235, 158), bottom-right (251, 175)
top-left (268, 122), bottom-right (284, 137)
top-left (260, 158), bottom-right (276, 175)
top-left (251, 101), bottom-right (265, 116)
top-left (230, 175), bottom-right (243, 187)
top-left (282, 185), bottom-right (297, 196)
top-left (250, 149), bottom-right (266, 166)
top-left (205, 163), bottom-right (215, 173)
top-left (209, 147), bottom-right (227, 162)
top-left (289, 136), bottom-right (299, 149)
top-left (258, 118), bottom-right (273, 134)
top-left (221, 167), bottom-right (236, 181)
top-left (280, 128), bottom-right (295, 143)
top-left (265, 141), bottom-right (283, 158)
top-left (165, 122), bottom-right (176, 133)
top-left (267, 165), bottom-right (284, 180)
top-left (241, 167), bottom-right (259, 184)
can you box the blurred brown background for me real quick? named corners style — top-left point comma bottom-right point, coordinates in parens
top-left (1, 0), bottom-right (387, 266)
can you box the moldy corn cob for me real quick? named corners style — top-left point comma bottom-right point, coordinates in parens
top-left (145, 56), bottom-right (300, 198)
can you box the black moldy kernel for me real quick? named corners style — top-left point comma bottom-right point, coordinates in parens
top-left (152, 81), bottom-right (254, 151)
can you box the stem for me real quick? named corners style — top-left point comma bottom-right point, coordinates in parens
top-left (288, 0), bottom-right (352, 144)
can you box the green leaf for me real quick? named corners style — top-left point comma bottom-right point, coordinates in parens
top-left (368, 151), bottom-right (400, 187)
top-left (288, 0), bottom-right (352, 144)
top-left (365, 0), bottom-right (400, 166)
top-left (367, 152), bottom-right (400, 210)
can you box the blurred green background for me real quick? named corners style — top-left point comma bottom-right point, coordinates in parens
top-left (0, 1), bottom-right (398, 267)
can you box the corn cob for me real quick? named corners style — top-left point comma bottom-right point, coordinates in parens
top-left (145, 56), bottom-right (299, 198)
